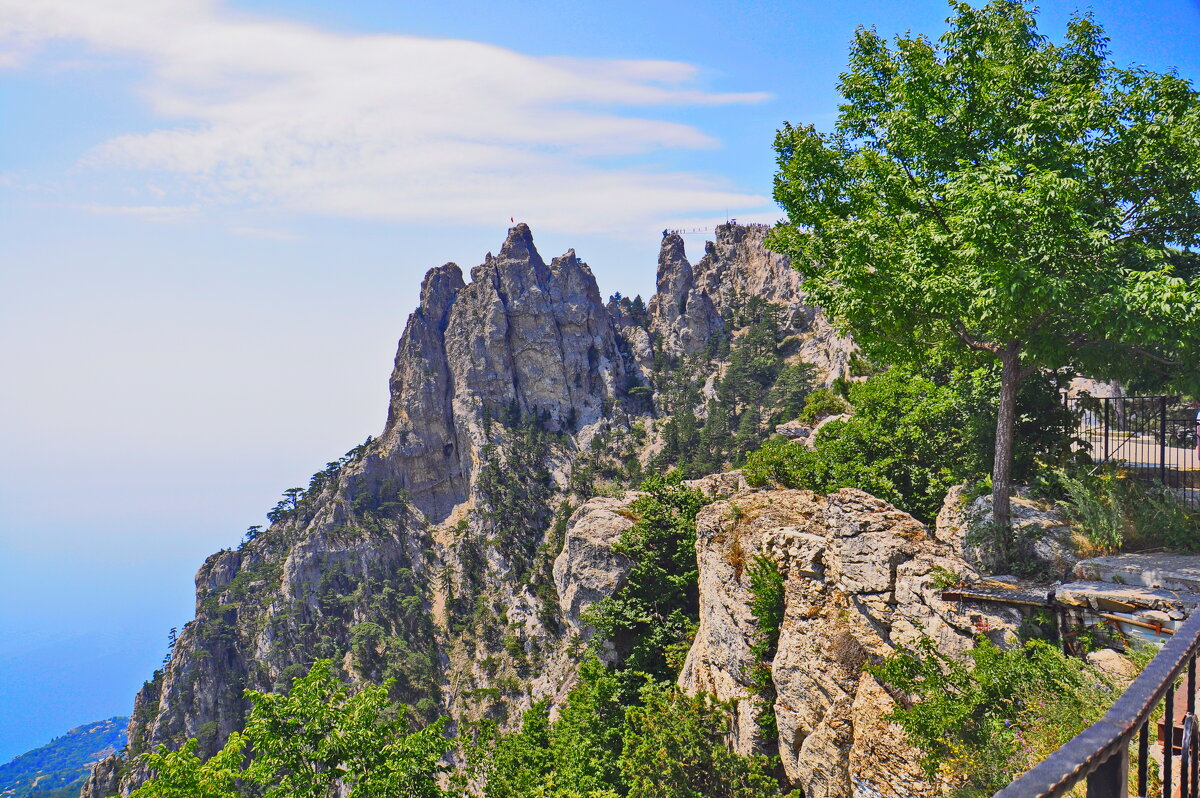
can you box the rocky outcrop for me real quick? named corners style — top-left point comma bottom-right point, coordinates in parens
top-left (647, 232), bottom-right (723, 358)
top-left (85, 222), bottom-right (858, 797)
top-left (679, 488), bottom-right (1022, 798)
top-left (936, 485), bottom-right (1081, 577)
top-left (646, 224), bottom-right (855, 381)
top-left (553, 494), bottom-right (636, 640)
top-left (376, 225), bottom-right (630, 524)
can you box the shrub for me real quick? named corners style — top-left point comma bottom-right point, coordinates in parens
top-left (1051, 465), bottom-right (1200, 554)
top-left (745, 370), bottom-right (977, 521)
top-left (745, 367), bottom-right (1077, 524)
top-left (871, 637), bottom-right (1121, 794)
top-left (621, 683), bottom-right (781, 798)
top-left (584, 474), bottom-right (708, 694)
top-left (746, 556), bottom-right (785, 740)
top-left (797, 387), bottom-right (850, 425)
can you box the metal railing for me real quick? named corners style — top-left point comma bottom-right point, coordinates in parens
top-left (996, 610), bottom-right (1200, 797)
top-left (1067, 395), bottom-right (1200, 508)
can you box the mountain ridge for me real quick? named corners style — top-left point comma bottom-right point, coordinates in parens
top-left (81, 223), bottom-right (856, 797)
top-left (1, 717), bottom-right (126, 798)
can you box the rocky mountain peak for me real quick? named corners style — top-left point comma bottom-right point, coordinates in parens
top-left (416, 263), bottom-right (465, 329)
top-left (496, 222), bottom-right (543, 266)
top-left (82, 222), bottom-right (861, 798)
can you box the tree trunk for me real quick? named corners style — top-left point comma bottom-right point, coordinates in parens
top-left (992, 348), bottom-right (1022, 531)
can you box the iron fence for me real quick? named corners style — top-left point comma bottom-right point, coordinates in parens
top-left (996, 610), bottom-right (1200, 797)
top-left (1067, 395), bottom-right (1200, 508)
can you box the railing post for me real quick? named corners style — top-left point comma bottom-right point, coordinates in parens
top-left (1086, 743), bottom-right (1129, 798)
top-left (1162, 395), bottom-right (1169, 486)
top-left (1105, 398), bottom-right (1111, 461)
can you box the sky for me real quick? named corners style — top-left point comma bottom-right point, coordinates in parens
top-left (2, 0), bottom-right (1199, 762)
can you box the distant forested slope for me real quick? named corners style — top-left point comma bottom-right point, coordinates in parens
top-left (0, 718), bottom-right (126, 798)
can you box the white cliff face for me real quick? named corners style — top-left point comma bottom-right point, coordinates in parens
top-left (680, 488), bottom-right (1023, 798)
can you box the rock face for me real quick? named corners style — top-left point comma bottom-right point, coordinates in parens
top-left (936, 486), bottom-right (1080, 577)
top-left (378, 226), bottom-right (630, 524)
top-left (552, 494), bottom-right (636, 640)
top-left (647, 224), bottom-right (855, 380)
top-left (679, 488), bottom-right (1022, 798)
top-left (83, 223), bottom-right (862, 798)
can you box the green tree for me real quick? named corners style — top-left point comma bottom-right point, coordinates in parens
top-left (132, 660), bottom-right (449, 798)
top-left (130, 735), bottom-right (246, 798)
top-left (584, 474), bottom-right (708, 694)
top-left (744, 368), bottom-right (989, 521)
top-left (245, 660), bottom-right (447, 798)
top-left (771, 0), bottom-right (1200, 527)
top-left (620, 683), bottom-right (780, 798)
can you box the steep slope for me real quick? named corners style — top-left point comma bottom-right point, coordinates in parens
top-left (1, 718), bottom-right (126, 798)
top-left (82, 223), bottom-right (847, 796)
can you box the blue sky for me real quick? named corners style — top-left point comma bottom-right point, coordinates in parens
top-left (2, 0), bottom-right (1199, 762)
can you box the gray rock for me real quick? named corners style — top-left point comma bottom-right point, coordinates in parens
top-left (552, 495), bottom-right (636, 640)
top-left (775, 420), bottom-right (811, 439)
top-left (90, 223), bottom-right (863, 797)
top-left (1073, 553), bottom-right (1200, 593)
top-left (679, 487), bottom-right (1018, 797)
top-left (936, 486), bottom-right (1080, 577)
top-left (648, 224), bottom-right (856, 383)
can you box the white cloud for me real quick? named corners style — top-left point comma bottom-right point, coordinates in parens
top-left (0, 0), bottom-right (773, 232)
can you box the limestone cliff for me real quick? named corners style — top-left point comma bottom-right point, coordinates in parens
top-left (84, 222), bottom-right (853, 796)
top-left (647, 224), bottom-right (854, 379)
top-left (678, 488), bottom-right (1022, 798)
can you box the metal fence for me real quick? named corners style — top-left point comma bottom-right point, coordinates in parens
top-left (996, 610), bottom-right (1200, 797)
top-left (1067, 395), bottom-right (1200, 508)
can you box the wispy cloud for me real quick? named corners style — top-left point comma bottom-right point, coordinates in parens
top-left (0, 0), bottom-right (773, 232)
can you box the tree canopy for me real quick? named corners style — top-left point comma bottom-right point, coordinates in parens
top-left (130, 661), bottom-right (449, 798)
top-left (771, 0), bottom-right (1200, 525)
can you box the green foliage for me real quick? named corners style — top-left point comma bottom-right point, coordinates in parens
top-left (568, 422), bottom-right (647, 500)
top-left (745, 368), bottom-right (1076, 523)
top-left (465, 660), bottom-right (781, 798)
top-left (132, 660), bottom-right (450, 798)
top-left (585, 474), bottom-right (709, 692)
top-left (871, 637), bottom-right (1119, 794)
top-left (771, 0), bottom-right (1200, 527)
top-left (653, 298), bottom-right (818, 478)
top-left (265, 438), bottom-right (374, 526)
top-left (130, 736), bottom-right (246, 798)
top-left (0, 718), bottom-right (127, 798)
top-left (930, 566), bottom-right (964, 591)
top-left (1049, 465), bottom-right (1200, 554)
top-left (620, 683), bottom-right (781, 798)
top-left (475, 414), bottom-right (556, 582)
top-left (476, 659), bottom-right (625, 798)
top-left (796, 388), bottom-right (849, 425)
top-left (746, 557), bottom-right (785, 740)
top-left (744, 369), bottom-right (982, 521)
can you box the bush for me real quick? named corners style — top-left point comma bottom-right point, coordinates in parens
top-left (584, 474), bottom-right (708, 693)
top-left (745, 367), bottom-right (1077, 524)
top-left (745, 370), bottom-right (980, 521)
top-left (621, 683), bottom-right (781, 798)
top-left (1050, 465), bottom-right (1200, 554)
top-left (467, 658), bottom-right (782, 798)
top-left (746, 556), bottom-right (785, 740)
top-left (796, 387), bottom-right (849, 425)
top-left (870, 637), bottom-right (1121, 795)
